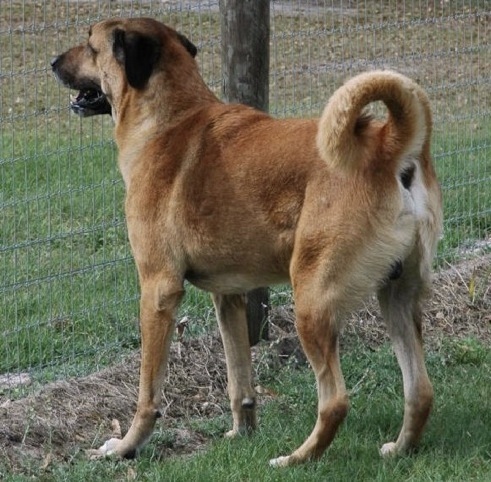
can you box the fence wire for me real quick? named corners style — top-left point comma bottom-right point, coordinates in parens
top-left (0, 1), bottom-right (490, 396)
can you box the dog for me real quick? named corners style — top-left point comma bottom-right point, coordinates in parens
top-left (51, 17), bottom-right (442, 466)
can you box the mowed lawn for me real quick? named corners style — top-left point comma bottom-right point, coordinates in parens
top-left (1, 336), bottom-right (489, 481)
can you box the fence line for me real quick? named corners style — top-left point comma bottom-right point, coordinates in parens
top-left (1, 1), bottom-right (489, 396)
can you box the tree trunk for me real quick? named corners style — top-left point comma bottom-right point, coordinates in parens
top-left (220, 0), bottom-right (271, 345)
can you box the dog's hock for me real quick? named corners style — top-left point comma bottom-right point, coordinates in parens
top-left (225, 398), bottom-right (257, 438)
top-left (241, 397), bottom-right (255, 409)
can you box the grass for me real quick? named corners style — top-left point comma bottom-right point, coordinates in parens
top-left (1, 336), bottom-right (489, 481)
top-left (435, 118), bottom-right (491, 259)
top-left (1, 135), bottom-right (140, 378)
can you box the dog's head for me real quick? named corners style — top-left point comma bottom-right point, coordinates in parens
top-left (51, 17), bottom-right (197, 117)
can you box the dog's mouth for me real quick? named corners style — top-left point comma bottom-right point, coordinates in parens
top-left (70, 88), bottom-right (111, 117)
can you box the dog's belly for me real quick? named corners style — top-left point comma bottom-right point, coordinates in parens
top-left (185, 269), bottom-right (288, 294)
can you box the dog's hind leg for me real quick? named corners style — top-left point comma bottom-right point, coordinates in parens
top-left (88, 277), bottom-right (184, 459)
top-left (377, 252), bottom-right (433, 456)
top-left (212, 293), bottom-right (256, 437)
top-left (270, 282), bottom-right (349, 467)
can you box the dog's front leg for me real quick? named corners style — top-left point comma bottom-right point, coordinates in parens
top-left (88, 278), bottom-right (184, 459)
top-left (212, 293), bottom-right (256, 437)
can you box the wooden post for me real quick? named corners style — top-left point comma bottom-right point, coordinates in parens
top-left (220, 0), bottom-right (270, 346)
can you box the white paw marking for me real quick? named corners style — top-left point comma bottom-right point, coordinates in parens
top-left (86, 438), bottom-right (122, 459)
top-left (269, 455), bottom-right (290, 467)
top-left (380, 442), bottom-right (397, 457)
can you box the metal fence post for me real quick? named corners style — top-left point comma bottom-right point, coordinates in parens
top-left (219, 0), bottom-right (271, 346)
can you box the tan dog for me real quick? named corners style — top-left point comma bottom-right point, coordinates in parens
top-left (51, 17), bottom-right (442, 466)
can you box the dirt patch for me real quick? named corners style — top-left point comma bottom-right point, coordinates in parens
top-left (345, 252), bottom-right (491, 349)
top-left (1, 255), bottom-right (489, 473)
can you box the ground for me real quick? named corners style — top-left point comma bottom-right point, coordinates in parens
top-left (0, 253), bottom-right (489, 472)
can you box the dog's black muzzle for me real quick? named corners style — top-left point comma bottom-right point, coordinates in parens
top-left (51, 55), bottom-right (111, 117)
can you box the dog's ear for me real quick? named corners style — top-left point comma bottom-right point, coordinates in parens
top-left (177, 32), bottom-right (197, 58)
top-left (113, 28), bottom-right (161, 89)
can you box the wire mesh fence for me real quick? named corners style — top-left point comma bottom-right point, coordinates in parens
top-left (1, 1), bottom-right (490, 395)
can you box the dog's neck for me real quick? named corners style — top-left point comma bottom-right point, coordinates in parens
top-left (113, 67), bottom-right (218, 188)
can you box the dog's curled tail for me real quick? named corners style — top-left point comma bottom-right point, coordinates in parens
top-left (316, 70), bottom-right (431, 172)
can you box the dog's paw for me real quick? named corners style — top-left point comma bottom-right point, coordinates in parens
top-left (269, 455), bottom-right (291, 467)
top-left (86, 438), bottom-right (122, 459)
top-left (380, 441), bottom-right (398, 457)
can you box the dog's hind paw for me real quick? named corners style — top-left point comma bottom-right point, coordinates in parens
top-left (86, 438), bottom-right (122, 459)
top-left (380, 442), bottom-right (398, 457)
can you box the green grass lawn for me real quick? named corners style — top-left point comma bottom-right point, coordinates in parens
top-left (2, 336), bottom-right (488, 481)
top-left (1, 133), bottom-right (138, 377)
top-left (435, 119), bottom-right (491, 259)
